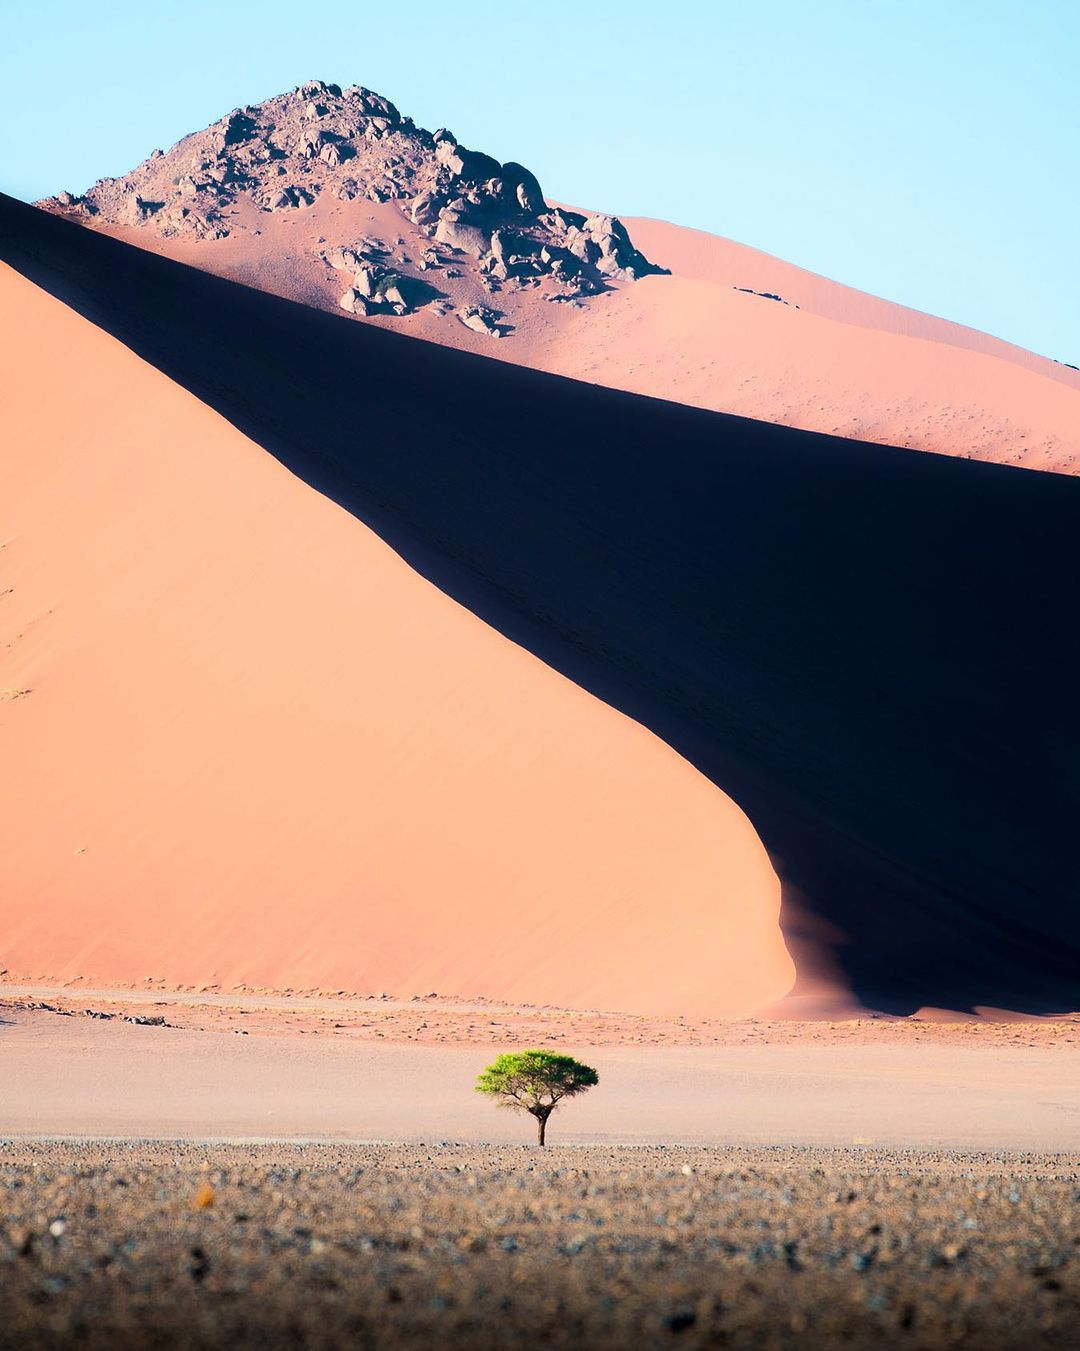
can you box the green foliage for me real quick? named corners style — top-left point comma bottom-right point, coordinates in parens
top-left (373, 271), bottom-right (405, 297)
top-left (475, 1050), bottom-right (598, 1144)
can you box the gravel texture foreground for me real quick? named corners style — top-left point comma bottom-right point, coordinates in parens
top-left (2, 1142), bottom-right (1079, 1349)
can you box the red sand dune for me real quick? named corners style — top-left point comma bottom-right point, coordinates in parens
top-left (46, 75), bottom-right (1076, 475)
top-left (623, 215), bottom-right (1080, 382)
top-left (0, 260), bottom-right (793, 1018)
top-left (4, 196), bottom-right (1080, 1017)
top-left (531, 216), bottom-right (1080, 472)
top-left (91, 197), bottom-right (1080, 475)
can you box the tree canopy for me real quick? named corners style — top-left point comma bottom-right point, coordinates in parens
top-left (475, 1049), bottom-right (599, 1145)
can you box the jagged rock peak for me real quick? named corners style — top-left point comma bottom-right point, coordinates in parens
top-left (39, 78), bottom-right (664, 288)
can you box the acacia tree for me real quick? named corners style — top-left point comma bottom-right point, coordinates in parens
top-left (475, 1050), bottom-right (599, 1146)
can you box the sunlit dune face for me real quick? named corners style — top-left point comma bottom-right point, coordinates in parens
top-left (0, 264), bottom-right (794, 1017)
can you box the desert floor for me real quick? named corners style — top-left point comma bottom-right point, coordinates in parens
top-left (6, 994), bottom-right (1080, 1151)
top-left (6, 994), bottom-right (1080, 1347)
top-left (3, 1140), bottom-right (1080, 1349)
top-left (4, 990), bottom-right (1080, 1149)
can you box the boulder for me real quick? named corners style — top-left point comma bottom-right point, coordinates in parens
top-left (596, 255), bottom-right (626, 278)
top-left (539, 245), bottom-right (580, 279)
top-left (565, 228), bottom-right (600, 265)
top-left (222, 111), bottom-right (257, 145)
top-left (380, 282), bottom-right (410, 312)
top-left (268, 186), bottom-right (309, 210)
top-left (352, 264), bottom-right (381, 299)
top-left (409, 191), bottom-right (444, 226)
top-left (584, 214), bottom-right (631, 248)
top-left (459, 147), bottom-right (502, 183)
top-left (339, 288), bottom-right (372, 315)
top-left (546, 207), bottom-right (579, 233)
top-left (300, 79), bottom-right (338, 101)
top-left (435, 137), bottom-right (502, 183)
top-left (434, 137), bottom-right (462, 172)
top-left (581, 214), bottom-right (648, 275)
top-left (325, 246), bottom-right (365, 271)
top-left (488, 228), bottom-right (517, 279)
top-left (457, 306), bottom-right (501, 338)
top-left (360, 92), bottom-right (400, 122)
top-left (435, 218), bottom-right (491, 257)
top-left (502, 161), bottom-right (545, 214)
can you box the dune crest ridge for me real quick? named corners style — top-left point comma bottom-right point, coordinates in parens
top-left (39, 78), bottom-right (1080, 473)
top-left (5, 192), bottom-right (1080, 1016)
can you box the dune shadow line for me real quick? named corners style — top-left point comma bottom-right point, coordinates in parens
top-left (4, 193), bottom-right (1080, 1014)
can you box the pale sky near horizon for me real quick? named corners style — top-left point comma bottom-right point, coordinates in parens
top-left (2, 0), bottom-right (1076, 363)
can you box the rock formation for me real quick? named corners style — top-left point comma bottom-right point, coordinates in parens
top-left (41, 79), bottom-right (664, 331)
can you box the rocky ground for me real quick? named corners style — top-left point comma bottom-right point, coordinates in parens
top-left (39, 78), bottom-right (662, 340)
top-left (4, 986), bottom-right (1079, 1048)
top-left (2, 1141), bottom-right (1079, 1349)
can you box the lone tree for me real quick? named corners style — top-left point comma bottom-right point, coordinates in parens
top-left (475, 1050), bottom-right (599, 1146)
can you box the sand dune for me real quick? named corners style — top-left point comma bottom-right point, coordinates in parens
top-left (624, 215), bottom-right (1080, 384)
top-left (40, 72), bottom-right (1078, 473)
top-left (0, 256), bottom-right (793, 1017)
top-left (526, 261), bottom-right (1080, 472)
top-left (89, 196), bottom-right (1080, 474)
top-left (4, 196), bottom-right (1078, 1015)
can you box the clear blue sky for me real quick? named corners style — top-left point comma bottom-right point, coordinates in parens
top-left (3, 1), bottom-right (1076, 362)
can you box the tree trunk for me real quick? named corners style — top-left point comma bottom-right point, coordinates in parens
top-left (537, 1112), bottom-right (547, 1146)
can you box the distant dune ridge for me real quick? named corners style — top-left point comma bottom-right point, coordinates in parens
top-left (40, 79), bottom-right (1080, 473)
top-left (3, 192), bottom-right (1079, 1016)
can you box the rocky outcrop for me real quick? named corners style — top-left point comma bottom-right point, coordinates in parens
top-left (457, 305), bottom-right (502, 338)
top-left (39, 78), bottom-right (666, 333)
top-left (338, 287), bottom-right (371, 315)
top-left (324, 243), bottom-right (440, 318)
top-left (434, 215), bottom-right (491, 258)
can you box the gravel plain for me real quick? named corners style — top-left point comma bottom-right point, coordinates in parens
top-left (3, 1141), bottom-right (1080, 1349)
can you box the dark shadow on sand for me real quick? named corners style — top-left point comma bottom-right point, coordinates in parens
top-left (4, 193), bottom-right (1079, 1015)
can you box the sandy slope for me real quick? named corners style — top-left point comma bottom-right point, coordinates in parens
top-left (94, 194), bottom-right (1080, 474)
top-left (527, 263), bottom-right (1080, 471)
top-left (5, 197), bottom-right (1078, 1016)
top-left (623, 215), bottom-right (1080, 381)
top-left (0, 261), bottom-right (792, 1016)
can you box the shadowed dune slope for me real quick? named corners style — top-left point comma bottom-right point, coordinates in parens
top-left (3, 195), bottom-right (1079, 1014)
top-left (0, 258), bottom-right (793, 1018)
top-left (98, 199), bottom-right (1080, 473)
